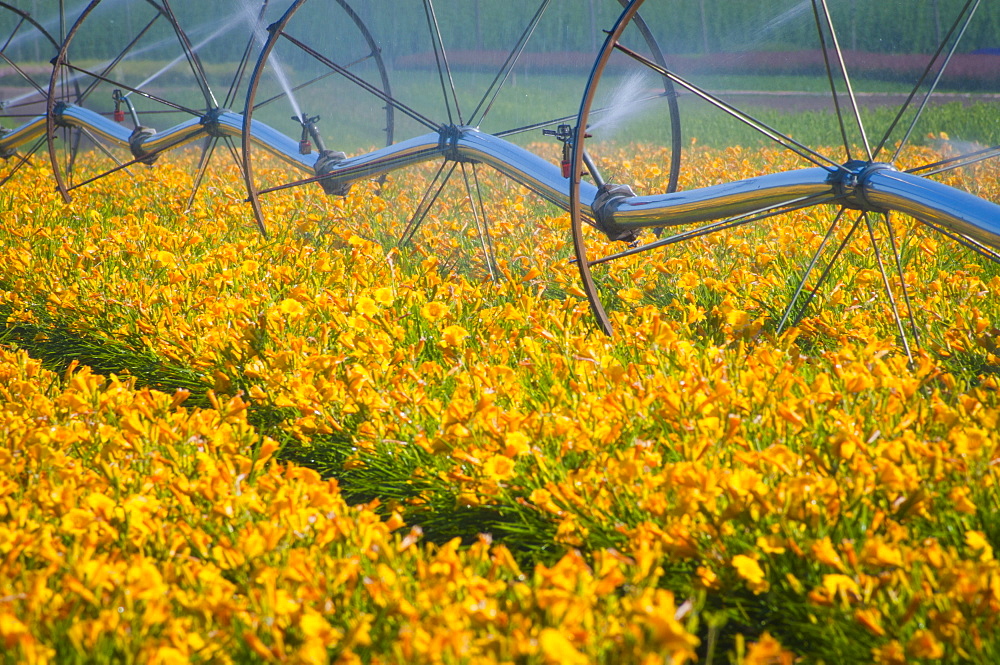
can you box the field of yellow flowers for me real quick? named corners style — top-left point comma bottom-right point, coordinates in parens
top-left (1, 144), bottom-right (998, 664)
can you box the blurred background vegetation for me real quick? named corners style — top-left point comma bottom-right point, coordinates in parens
top-left (12, 0), bottom-right (1000, 64)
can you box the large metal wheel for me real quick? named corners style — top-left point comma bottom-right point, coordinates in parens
top-left (241, 0), bottom-right (395, 237)
top-left (0, 2), bottom-right (70, 188)
top-left (242, 0), bottom-right (680, 268)
top-left (570, 0), bottom-right (1000, 351)
top-left (45, 0), bottom-right (276, 209)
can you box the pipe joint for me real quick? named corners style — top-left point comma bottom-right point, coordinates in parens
top-left (51, 101), bottom-right (72, 129)
top-left (129, 126), bottom-right (158, 165)
top-left (0, 127), bottom-right (16, 159)
top-left (830, 160), bottom-right (896, 212)
top-left (439, 125), bottom-right (478, 163)
top-left (200, 107), bottom-right (233, 139)
top-left (314, 149), bottom-right (351, 196)
top-left (592, 182), bottom-right (639, 241)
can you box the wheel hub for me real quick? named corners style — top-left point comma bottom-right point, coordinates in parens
top-left (832, 160), bottom-right (898, 212)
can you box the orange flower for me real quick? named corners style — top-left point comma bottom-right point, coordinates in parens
top-left (539, 628), bottom-right (588, 665)
top-left (440, 325), bottom-right (469, 348)
top-left (482, 454), bottom-right (516, 481)
top-left (743, 632), bottom-right (794, 665)
top-left (732, 555), bottom-right (769, 594)
top-left (908, 629), bottom-right (944, 660)
top-left (373, 287), bottom-right (394, 305)
top-left (420, 301), bottom-right (449, 320)
top-left (811, 537), bottom-right (846, 571)
top-left (278, 298), bottom-right (305, 318)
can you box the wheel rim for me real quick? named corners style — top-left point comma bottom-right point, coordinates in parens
top-left (242, 0), bottom-right (396, 237)
top-left (45, 0), bottom-right (272, 206)
top-left (0, 2), bottom-right (66, 188)
top-left (241, 0), bottom-right (679, 275)
top-left (570, 0), bottom-right (1000, 351)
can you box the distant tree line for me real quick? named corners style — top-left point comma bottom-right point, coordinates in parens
top-left (10, 0), bottom-right (1000, 64)
top-left (358, 0), bottom-right (1000, 59)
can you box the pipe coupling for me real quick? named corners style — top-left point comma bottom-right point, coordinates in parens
top-left (314, 149), bottom-right (351, 196)
top-left (591, 182), bottom-right (639, 242)
top-left (129, 126), bottom-right (159, 166)
top-left (0, 127), bottom-right (16, 159)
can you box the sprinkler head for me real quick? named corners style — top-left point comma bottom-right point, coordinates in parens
top-left (293, 114), bottom-right (326, 154)
top-left (542, 124), bottom-right (574, 143)
top-left (543, 124), bottom-right (591, 177)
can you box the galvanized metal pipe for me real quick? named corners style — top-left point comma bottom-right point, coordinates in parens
top-left (3, 110), bottom-right (999, 253)
top-left (600, 167), bottom-right (838, 229)
top-left (0, 116), bottom-right (49, 153)
top-left (862, 168), bottom-right (1000, 251)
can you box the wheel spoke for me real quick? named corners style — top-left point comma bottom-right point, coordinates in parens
top-left (155, 0), bottom-right (219, 109)
top-left (77, 14), bottom-right (161, 105)
top-left (864, 212), bottom-right (913, 363)
top-left (883, 212), bottom-right (921, 348)
top-left (2, 106), bottom-right (55, 116)
top-left (422, 0), bottom-right (462, 125)
top-left (186, 137), bottom-right (220, 211)
top-left (587, 193), bottom-right (840, 268)
top-left (785, 211), bottom-right (866, 329)
top-left (0, 51), bottom-right (49, 100)
top-left (884, 0), bottom-right (981, 162)
top-left (400, 160), bottom-right (457, 247)
top-left (223, 0), bottom-right (269, 110)
top-left (495, 92), bottom-right (669, 139)
top-left (914, 218), bottom-right (1000, 265)
top-left (64, 129), bottom-right (201, 194)
top-left (809, 2), bottom-right (853, 160)
top-left (812, 0), bottom-right (872, 160)
top-left (0, 13), bottom-right (24, 53)
top-left (612, 41), bottom-right (844, 173)
top-left (222, 135), bottom-right (247, 181)
top-left (469, 0), bottom-right (553, 127)
top-left (61, 126), bottom-right (76, 187)
top-left (68, 125), bottom-right (137, 187)
top-left (0, 4), bottom-right (57, 115)
top-left (777, 207), bottom-right (848, 333)
top-left (892, 0), bottom-right (979, 161)
top-left (279, 31), bottom-right (438, 131)
top-left (460, 162), bottom-right (497, 280)
top-left (251, 57), bottom-right (374, 113)
top-left (125, 13), bottom-right (250, 110)
top-left (907, 144), bottom-right (1000, 177)
top-left (61, 63), bottom-right (202, 116)
top-left (0, 136), bottom-right (45, 189)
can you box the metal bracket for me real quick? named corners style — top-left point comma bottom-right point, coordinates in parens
top-left (200, 107), bottom-right (232, 139)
